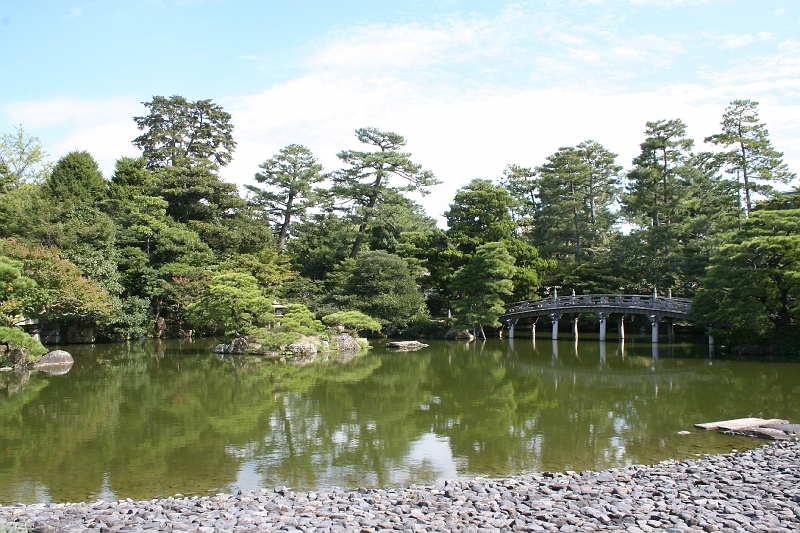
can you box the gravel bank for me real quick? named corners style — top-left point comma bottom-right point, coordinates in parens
top-left (2, 442), bottom-right (799, 533)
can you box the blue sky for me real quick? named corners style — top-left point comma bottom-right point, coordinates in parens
top-left (2, 0), bottom-right (798, 222)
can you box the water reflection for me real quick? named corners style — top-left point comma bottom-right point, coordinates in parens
top-left (1, 338), bottom-right (799, 504)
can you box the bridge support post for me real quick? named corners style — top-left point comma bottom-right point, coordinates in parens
top-left (572, 316), bottom-right (579, 339)
top-left (618, 316), bottom-right (625, 340)
top-left (550, 312), bottom-right (562, 340)
top-left (507, 319), bottom-right (518, 339)
top-left (531, 320), bottom-right (536, 339)
top-left (597, 312), bottom-right (608, 341)
top-left (649, 314), bottom-right (660, 343)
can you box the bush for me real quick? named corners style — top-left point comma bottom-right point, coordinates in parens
top-left (279, 303), bottom-right (325, 335)
top-left (0, 326), bottom-right (47, 365)
top-left (252, 330), bottom-right (301, 351)
top-left (400, 317), bottom-right (454, 338)
top-left (321, 310), bottom-right (383, 333)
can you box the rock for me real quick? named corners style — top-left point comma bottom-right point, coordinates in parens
top-left (66, 320), bottom-right (98, 343)
top-left (382, 324), bottom-right (400, 337)
top-left (32, 350), bottom-right (74, 375)
top-left (444, 328), bottom-right (475, 341)
top-left (333, 334), bottom-right (362, 352)
top-left (213, 336), bottom-right (250, 354)
top-left (108, 332), bottom-right (126, 343)
top-left (155, 317), bottom-right (167, 338)
top-left (760, 423), bottom-right (800, 435)
top-left (285, 343), bottom-right (317, 355)
top-left (386, 341), bottom-right (429, 351)
top-left (725, 427), bottom-right (791, 440)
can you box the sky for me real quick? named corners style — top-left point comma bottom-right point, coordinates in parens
top-left (1, 0), bottom-right (799, 225)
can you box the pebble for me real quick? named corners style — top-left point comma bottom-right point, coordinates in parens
top-left (2, 442), bottom-right (799, 532)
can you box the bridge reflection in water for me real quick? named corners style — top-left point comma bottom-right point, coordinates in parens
top-left (498, 290), bottom-right (712, 347)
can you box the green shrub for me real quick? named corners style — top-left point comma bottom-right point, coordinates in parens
top-left (252, 330), bottom-right (301, 350)
top-left (0, 326), bottom-right (47, 365)
top-left (321, 310), bottom-right (382, 333)
top-left (279, 303), bottom-right (324, 334)
top-left (400, 317), bottom-right (454, 338)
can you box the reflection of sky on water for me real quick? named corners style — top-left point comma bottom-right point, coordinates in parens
top-left (398, 432), bottom-right (460, 483)
top-left (98, 472), bottom-right (117, 502)
top-left (230, 432), bottom-right (460, 493)
top-left (229, 462), bottom-right (262, 494)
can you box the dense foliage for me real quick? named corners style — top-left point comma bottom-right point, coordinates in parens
top-left (0, 96), bottom-right (796, 353)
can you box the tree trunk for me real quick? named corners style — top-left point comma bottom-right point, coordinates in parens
top-left (740, 141), bottom-right (752, 217)
top-left (662, 149), bottom-right (670, 225)
top-left (571, 181), bottom-right (581, 261)
top-left (588, 178), bottom-right (596, 260)
top-left (350, 177), bottom-right (382, 258)
top-left (277, 193), bottom-right (294, 254)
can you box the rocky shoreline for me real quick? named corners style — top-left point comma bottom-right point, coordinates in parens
top-left (2, 442), bottom-right (798, 533)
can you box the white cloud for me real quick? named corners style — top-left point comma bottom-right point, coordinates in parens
top-left (774, 8), bottom-right (786, 15)
top-left (704, 42), bottom-right (800, 89)
top-left (722, 34), bottom-right (755, 49)
top-left (568, 48), bottom-right (601, 62)
top-left (308, 16), bottom-right (508, 72)
top-left (224, 72), bottom-right (799, 226)
top-left (2, 97), bottom-right (142, 177)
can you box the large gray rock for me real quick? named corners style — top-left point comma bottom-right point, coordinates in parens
top-left (285, 343), bottom-right (317, 355)
top-left (32, 350), bottom-right (74, 375)
top-left (33, 350), bottom-right (73, 366)
top-left (386, 341), bottom-right (429, 351)
top-left (333, 334), bottom-right (362, 352)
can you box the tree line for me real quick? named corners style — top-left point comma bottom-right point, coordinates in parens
top-left (0, 96), bottom-right (797, 355)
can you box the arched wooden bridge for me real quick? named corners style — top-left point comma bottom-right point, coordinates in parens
top-left (498, 291), bottom-right (695, 343)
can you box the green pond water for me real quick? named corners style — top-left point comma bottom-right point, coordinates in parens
top-left (1, 336), bottom-right (799, 505)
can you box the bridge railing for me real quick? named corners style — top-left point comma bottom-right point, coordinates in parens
top-left (504, 294), bottom-right (692, 315)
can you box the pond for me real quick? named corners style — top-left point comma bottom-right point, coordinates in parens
top-left (1, 336), bottom-right (799, 504)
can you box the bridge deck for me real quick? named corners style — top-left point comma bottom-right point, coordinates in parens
top-left (499, 294), bottom-right (692, 323)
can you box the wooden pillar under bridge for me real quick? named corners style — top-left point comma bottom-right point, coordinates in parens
top-left (572, 316), bottom-right (579, 339)
top-left (649, 314), bottom-right (660, 343)
top-left (550, 312), bottom-right (562, 340)
top-left (507, 318), bottom-right (518, 339)
top-left (597, 312), bottom-right (608, 342)
top-left (618, 316), bottom-right (625, 340)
